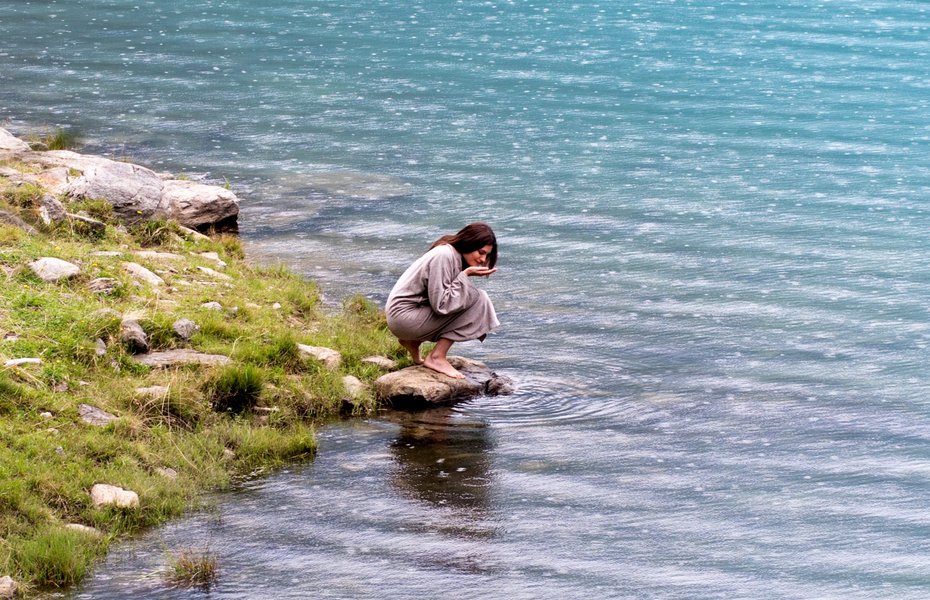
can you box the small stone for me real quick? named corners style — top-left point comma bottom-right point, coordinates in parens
top-left (135, 386), bottom-right (169, 399)
top-left (122, 261), bottom-right (165, 286)
top-left (47, 428), bottom-right (59, 435)
top-left (222, 448), bottom-right (235, 460)
top-left (198, 251), bottom-right (227, 267)
top-left (95, 338), bottom-right (107, 356)
top-left (156, 467), bottom-right (178, 480)
top-left (196, 265), bottom-right (232, 280)
top-left (39, 194), bottom-right (67, 224)
top-left (172, 318), bottom-right (199, 340)
top-left (55, 446), bottom-right (64, 455)
top-left (0, 575), bottom-right (17, 599)
top-left (79, 403), bottom-right (118, 426)
top-left (134, 250), bottom-right (183, 261)
top-left (90, 250), bottom-right (123, 257)
top-left (87, 277), bottom-right (119, 294)
top-left (4, 357), bottom-right (41, 367)
top-left (342, 375), bottom-right (366, 399)
top-left (297, 344), bottom-right (342, 370)
top-left (29, 257), bottom-right (80, 281)
top-left (272, 302), bottom-right (282, 310)
top-left (90, 483), bottom-right (139, 509)
top-left (201, 301), bottom-right (223, 311)
top-left (40, 411), bottom-right (53, 418)
top-left (120, 319), bottom-right (149, 354)
top-left (52, 381), bottom-right (68, 393)
top-left (361, 356), bottom-right (398, 370)
top-left (65, 523), bottom-right (102, 536)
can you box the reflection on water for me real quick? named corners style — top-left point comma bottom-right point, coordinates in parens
top-left (385, 408), bottom-right (494, 541)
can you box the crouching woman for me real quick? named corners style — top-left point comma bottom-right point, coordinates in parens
top-left (385, 222), bottom-right (500, 379)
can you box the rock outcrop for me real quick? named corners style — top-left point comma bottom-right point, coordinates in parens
top-left (375, 356), bottom-right (514, 409)
top-left (0, 127), bottom-right (239, 230)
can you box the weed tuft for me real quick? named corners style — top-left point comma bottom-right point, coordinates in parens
top-left (204, 365), bottom-right (264, 413)
top-left (165, 547), bottom-right (217, 589)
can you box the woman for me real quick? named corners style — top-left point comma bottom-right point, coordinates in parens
top-left (386, 222), bottom-right (500, 379)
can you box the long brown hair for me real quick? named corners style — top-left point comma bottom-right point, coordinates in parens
top-left (431, 222), bottom-right (498, 269)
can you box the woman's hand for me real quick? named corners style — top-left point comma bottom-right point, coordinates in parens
top-left (464, 266), bottom-right (497, 277)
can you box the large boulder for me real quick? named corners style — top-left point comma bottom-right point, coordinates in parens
top-left (375, 356), bottom-right (514, 409)
top-left (162, 179), bottom-right (239, 228)
top-left (62, 155), bottom-right (167, 222)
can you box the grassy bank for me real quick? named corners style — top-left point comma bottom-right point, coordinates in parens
top-left (0, 154), bottom-right (402, 594)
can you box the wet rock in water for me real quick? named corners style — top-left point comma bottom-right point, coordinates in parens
top-left (79, 404), bottom-right (118, 426)
top-left (119, 319), bottom-right (149, 354)
top-left (29, 256), bottom-right (80, 281)
top-left (374, 356), bottom-right (515, 409)
top-left (133, 349), bottom-right (231, 368)
top-left (90, 483), bottom-right (139, 509)
top-left (172, 318), bottom-right (199, 340)
top-left (297, 344), bottom-right (342, 370)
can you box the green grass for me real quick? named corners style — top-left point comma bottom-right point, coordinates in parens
top-left (166, 546), bottom-right (218, 589)
top-left (0, 153), bottom-right (400, 592)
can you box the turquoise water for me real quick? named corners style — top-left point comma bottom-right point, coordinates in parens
top-left (4, 1), bottom-right (930, 597)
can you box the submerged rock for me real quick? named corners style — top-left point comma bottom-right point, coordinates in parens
top-left (374, 356), bottom-right (514, 409)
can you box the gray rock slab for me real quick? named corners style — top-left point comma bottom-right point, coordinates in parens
top-left (0, 209), bottom-right (39, 235)
top-left (0, 126), bottom-right (30, 153)
top-left (134, 349), bottom-right (231, 368)
top-left (374, 356), bottom-right (515, 409)
top-left (122, 261), bottom-right (164, 286)
top-left (79, 403), bottom-right (118, 426)
top-left (29, 256), bottom-right (79, 281)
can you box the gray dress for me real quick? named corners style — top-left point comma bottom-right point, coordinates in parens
top-left (386, 244), bottom-right (499, 343)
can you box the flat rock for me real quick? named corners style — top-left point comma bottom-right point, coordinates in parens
top-left (79, 403), bottom-right (118, 426)
top-left (65, 523), bottom-right (102, 536)
top-left (362, 355), bottom-right (398, 370)
top-left (135, 385), bottom-right (170, 399)
top-left (29, 256), bottom-right (80, 281)
top-left (196, 265), bottom-right (232, 280)
top-left (297, 344), bottom-right (342, 370)
top-left (133, 349), bottom-right (231, 368)
top-left (123, 261), bottom-right (164, 286)
top-left (374, 356), bottom-right (515, 409)
top-left (90, 483), bottom-right (139, 509)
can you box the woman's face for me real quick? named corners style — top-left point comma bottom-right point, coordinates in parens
top-left (463, 244), bottom-right (494, 267)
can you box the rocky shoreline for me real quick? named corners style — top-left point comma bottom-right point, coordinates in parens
top-left (0, 126), bottom-right (512, 597)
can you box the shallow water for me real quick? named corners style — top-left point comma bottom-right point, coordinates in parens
top-left (4, 0), bottom-right (930, 597)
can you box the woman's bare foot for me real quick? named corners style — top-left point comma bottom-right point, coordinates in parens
top-left (399, 339), bottom-right (423, 364)
top-left (422, 355), bottom-right (464, 379)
